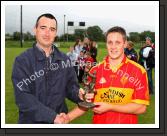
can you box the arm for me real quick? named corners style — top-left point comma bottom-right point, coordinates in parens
top-left (93, 102), bottom-right (146, 115)
top-left (67, 106), bottom-right (88, 122)
top-left (12, 57), bottom-right (57, 123)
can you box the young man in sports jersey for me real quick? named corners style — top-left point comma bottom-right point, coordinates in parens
top-left (65, 26), bottom-right (150, 124)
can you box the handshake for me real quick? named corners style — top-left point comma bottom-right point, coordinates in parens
top-left (53, 88), bottom-right (94, 124)
top-left (54, 113), bottom-right (70, 124)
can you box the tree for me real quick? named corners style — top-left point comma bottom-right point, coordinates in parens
top-left (59, 33), bottom-right (75, 42)
top-left (13, 31), bottom-right (20, 40)
top-left (86, 26), bottom-right (104, 41)
top-left (129, 32), bottom-right (140, 42)
top-left (5, 33), bottom-right (13, 40)
top-left (24, 31), bottom-right (34, 41)
top-left (74, 29), bottom-right (86, 40)
top-left (140, 31), bottom-right (155, 42)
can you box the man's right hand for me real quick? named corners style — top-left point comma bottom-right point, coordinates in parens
top-left (54, 113), bottom-right (70, 124)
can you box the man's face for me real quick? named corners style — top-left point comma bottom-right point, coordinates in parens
top-left (106, 32), bottom-right (126, 60)
top-left (34, 16), bottom-right (57, 48)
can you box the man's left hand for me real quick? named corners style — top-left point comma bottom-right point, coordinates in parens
top-left (78, 88), bottom-right (94, 102)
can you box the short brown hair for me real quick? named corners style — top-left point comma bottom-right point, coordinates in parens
top-left (35, 13), bottom-right (57, 29)
top-left (127, 41), bottom-right (134, 47)
top-left (105, 26), bottom-right (127, 42)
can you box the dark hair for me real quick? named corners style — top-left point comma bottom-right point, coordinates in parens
top-left (73, 39), bottom-right (81, 50)
top-left (105, 26), bottom-right (127, 42)
top-left (35, 13), bottom-right (57, 28)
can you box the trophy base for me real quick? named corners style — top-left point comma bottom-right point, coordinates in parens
top-left (78, 101), bottom-right (96, 109)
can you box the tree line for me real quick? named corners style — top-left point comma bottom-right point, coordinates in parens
top-left (5, 25), bottom-right (155, 42)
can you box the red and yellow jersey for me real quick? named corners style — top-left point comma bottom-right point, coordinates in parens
top-left (89, 55), bottom-right (150, 124)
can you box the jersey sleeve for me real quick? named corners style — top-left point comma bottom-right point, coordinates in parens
top-left (131, 69), bottom-right (150, 105)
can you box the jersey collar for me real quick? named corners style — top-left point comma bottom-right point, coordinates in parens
top-left (104, 55), bottom-right (128, 72)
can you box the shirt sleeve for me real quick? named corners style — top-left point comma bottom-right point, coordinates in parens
top-left (131, 69), bottom-right (150, 105)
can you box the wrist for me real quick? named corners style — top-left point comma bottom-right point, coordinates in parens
top-left (53, 115), bottom-right (57, 124)
top-left (107, 103), bottom-right (114, 112)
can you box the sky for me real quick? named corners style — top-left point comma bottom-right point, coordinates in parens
top-left (4, 1), bottom-right (158, 36)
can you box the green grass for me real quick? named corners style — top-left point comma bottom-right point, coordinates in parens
top-left (138, 95), bottom-right (155, 124)
top-left (5, 40), bottom-right (76, 48)
top-left (5, 41), bottom-right (155, 124)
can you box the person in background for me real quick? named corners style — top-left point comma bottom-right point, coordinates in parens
top-left (73, 39), bottom-right (83, 58)
top-left (77, 50), bottom-right (86, 83)
top-left (84, 51), bottom-right (95, 70)
top-left (138, 36), bottom-right (155, 94)
top-left (90, 41), bottom-right (98, 62)
top-left (66, 46), bottom-right (78, 74)
top-left (82, 37), bottom-right (90, 52)
top-left (124, 41), bottom-right (138, 62)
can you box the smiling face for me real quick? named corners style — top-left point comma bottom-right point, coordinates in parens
top-left (106, 32), bottom-right (126, 61)
top-left (34, 16), bottom-right (57, 48)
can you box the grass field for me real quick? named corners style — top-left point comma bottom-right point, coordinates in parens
top-left (5, 41), bottom-right (155, 124)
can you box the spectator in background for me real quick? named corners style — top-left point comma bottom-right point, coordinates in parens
top-left (124, 41), bottom-right (138, 62)
top-left (66, 46), bottom-right (78, 74)
top-left (84, 51), bottom-right (95, 71)
top-left (83, 37), bottom-right (90, 45)
top-left (73, 39), bottom-right (83, 58)
top-left (82, 37), bottom-right (90, 52)
top-left (77, 50), bottom-right (86, 83)
top-left (90, 41), bottom-right (98, 62)
top-left (138, 37), bottom-right (155, 94)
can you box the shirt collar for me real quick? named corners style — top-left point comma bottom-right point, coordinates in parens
top-left (34, 43), bottom-right (64, 61)
top-left (104, 54), bottom-right (128, 71)
top-left (36, 43), bottom-right (54, 57)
